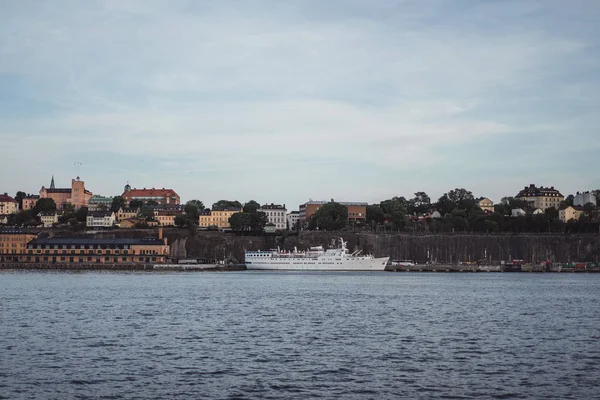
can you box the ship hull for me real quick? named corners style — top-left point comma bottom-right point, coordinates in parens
top-left (246, 257), bottom-right (390, 271)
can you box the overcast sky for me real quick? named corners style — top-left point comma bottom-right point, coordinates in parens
top-left (1, 0), bottom-right (599, 209)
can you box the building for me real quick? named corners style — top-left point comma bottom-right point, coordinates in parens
top-left (0, 215), bottom-right (8, 225)
top-left (264, 223), bottom-right (277, 234)
top-left (149, 204), bottom-right (185, 212)
top-left (38, 211), bottom-right (58, 228)
top-left (119, 218), bottom-right (144, 229)
top-left (19, 234), bottom-right (169, 265)
top-left (299, 200), bottom-right (368, 227)
top-left (198, 208), bottom-right (241, 230)
top-left (0, 193), bottom-right (18, 215)
top-left (39, 176), bottom-right (93, 210)
top-left (258, 204), bottom-right (287, 230)
top-left (155, 210), bottom-right (183, 226)
top-left (429, 211), bottom-right (442, 219)
top-left (476, 197), bottom-right (494, 213)
top-left (559, 206), bottom-right (584, 223)
top-left (511, 208), bottom-right (526, 217)
top-left (0, 229), bottom-right (40, 262)
top-left (86, 211), bottom-right (116, 228)
top-left (117, 207), bottom-right (140, 221)
top-left (533, 209), bottom-right (544, 215)
top-left (22, 195), bottom-right (40, 211)
top-left (515, 184), bottom-right (564, 211)
top-left (574, 192), bottom-right (597, 207)
top-left (88, 195), bottom-right (114, 211)
top-left (287, 211), bottom-right (300, 230)
top-left (122, 184), bottom-right (180, 205)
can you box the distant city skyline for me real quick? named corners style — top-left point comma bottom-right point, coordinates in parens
top-left (1, 1), bottom-right (599, 208)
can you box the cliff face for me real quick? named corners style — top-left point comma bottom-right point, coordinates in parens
top-left (47, 228), bottom-right (600, 264)
top-left (168, 231), bottom-right (600, 264)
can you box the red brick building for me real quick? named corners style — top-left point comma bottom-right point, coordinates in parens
top-left (122, 184), bottom-right (180, 205)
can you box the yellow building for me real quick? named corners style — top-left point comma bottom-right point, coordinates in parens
top-left (559, 206), bottom-right (584, 223)
top-left (156, 210), bottom-right (181, 226)
top-left (516, 184), bottom-right (564, 211)
top-left (19, 233), bottom-right (169, 265)
top-left (0, 194), bottom-right (18, 215)
top-left (0, 229), bottom-right (40, 262)
top-left (198, 208), bottom-right (241, 230)
top-left (476, 197), bottom-right (494, 213)
top-left (117, 207), bottom-right (140, 221)
top-left (38, 212), bottom-right (58, 228)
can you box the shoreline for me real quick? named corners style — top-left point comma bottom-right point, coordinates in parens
top-left (1, 264), bottom-right (598, 273)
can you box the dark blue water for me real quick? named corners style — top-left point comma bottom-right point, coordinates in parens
top-left (1, 271), bottom-right (599, 399)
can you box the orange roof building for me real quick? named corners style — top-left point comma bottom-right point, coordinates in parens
top-left (122, 184), bottom-right (180, 205)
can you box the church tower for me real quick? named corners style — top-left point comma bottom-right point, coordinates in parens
top-left (50, 175), bottom-right (55, 189)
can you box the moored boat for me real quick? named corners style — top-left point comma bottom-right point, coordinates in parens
top-left (245, 238), bottom-right (389, 271)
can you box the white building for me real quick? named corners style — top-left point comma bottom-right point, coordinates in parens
top-left (38, 212), bottom-right (58, 228)
top-left (86, 211), bottom-right (116, 228)
top-left (88, 195), bottom-right (114, 211)
top-left (287, 211), bottom-right (300, 230)
top-left (258, 204), bottom-right (287, 230)
top-left (574, 192), bottom-right (596, 207)
top-left (511, 208), bottom-right (526, 217)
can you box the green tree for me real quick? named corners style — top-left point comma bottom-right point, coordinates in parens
top-left (184, 201), bottom-right (202, 220)
top-left (12, 210), bottom-right (33, 226)
top-left (229, 212), bottom-right (252, 232)
top-left (184, 200), bottom-right (205, 221)
top-left (583, 202), bottom-right (596, 215)
top-left (14, 191), bottom-right (26, 209)
top-left (380, 197), bottom-right (407, 228)
top-left (412, 192), bottom-right (432, 214)
top-left (366, 204), bottom-right (385, 224)
top-left (243, 200), bottom-right (260, 214)
top-left (545, 206), bottom-right (559, 220)
top-left (250, 211), bottom-right (268, 233)
top-left (141, 206), bottom-right (155, 220)
top-left (146, 200), bottom-right (158, 206)
top-left (446, 188), bottom-right (476, 212)
top-left (129, 199), bottom-right (144, 208)
top-left (59, 212), bottom-right (76, 224)
top-left (435, 194), bottom-right (454, 215)
top-left (309, 202), bottom-right (348, 231)
top-left (174, 214), bottom-right (188, 228)
top-left (76, 207), bottom-right (89, 222)
top-left (63, 203), bottom-right (75, 213)
top-left (111, 196), bottom-right (127, 212)
top-left (213, 200), bottom-right (242, 210)
top-left (33, 198), bottom-right (57, 216)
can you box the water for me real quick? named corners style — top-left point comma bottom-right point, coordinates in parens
top-left (1, 271), bottom-right (599, 399)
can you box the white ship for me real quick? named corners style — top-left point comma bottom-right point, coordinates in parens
top-left (245, 239), bottom-right (389, 271)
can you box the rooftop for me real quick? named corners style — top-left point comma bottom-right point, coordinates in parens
top-left (516, 184), bottom-right (563, 198)
top-left (0, 194), bottom-right (17, 202)
top-left (123, 188), bottom-right (179, 197)
top-left (0, 228), bottom-right (40, 235)
top-left (29, 237), bottom-right (165, 246)
top-left (87, 211), bottom-right (114, 218)
top-left (302, 200), bottom-right (368, 206)
top-left (260, 203), bottom-right (287, 210)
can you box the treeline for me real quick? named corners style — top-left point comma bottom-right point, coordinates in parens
top-left (309, 188), bottom-right (600, 233)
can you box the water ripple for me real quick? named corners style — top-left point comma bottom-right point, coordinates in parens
top-left (1, 271), bottom-right (599, 399)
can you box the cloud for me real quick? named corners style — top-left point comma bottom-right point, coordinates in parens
top-left (1, 0), bottom-right (599, 206)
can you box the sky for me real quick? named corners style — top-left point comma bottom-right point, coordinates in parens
top-left (1, 0), bottom-right (599, 209)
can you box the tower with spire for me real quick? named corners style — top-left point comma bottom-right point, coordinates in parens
top-left (50, 175), bottom-right (55, 189)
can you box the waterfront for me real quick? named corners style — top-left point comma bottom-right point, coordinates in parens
top-left (1, 272), bottom-right (599, 399)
